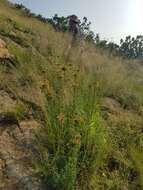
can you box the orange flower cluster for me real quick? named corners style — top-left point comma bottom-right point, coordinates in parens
top-left (57, 113), bottom-right (65, 124)
top-left (73, 115), bottom-right (86, 125)
top-left (74, 134), bottom-right (81, 145)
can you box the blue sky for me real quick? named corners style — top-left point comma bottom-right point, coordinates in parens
top-left (9, 0), bottom-right (143, 43)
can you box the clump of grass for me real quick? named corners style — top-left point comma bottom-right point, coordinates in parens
top-left (34, 77), bottom-right (109, 190)
top-left (13, 102), bottom-right (29, 120)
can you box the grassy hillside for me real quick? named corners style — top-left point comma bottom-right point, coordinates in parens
top-left (0, 1), bottom-right (143, 189)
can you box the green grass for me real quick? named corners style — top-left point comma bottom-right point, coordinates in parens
top-left (0, 1), bottom-right (143, 189)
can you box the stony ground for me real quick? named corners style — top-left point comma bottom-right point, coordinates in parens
top-left (0, 94), bottom-right (41, 190)
top-left (0, 38), bottom-right (41, 189)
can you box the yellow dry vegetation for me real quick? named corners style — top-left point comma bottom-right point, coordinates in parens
top-left (0, 38), bottom-right (12, 58)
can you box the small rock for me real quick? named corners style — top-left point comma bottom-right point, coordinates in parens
top-left (0, 39), bottom-right (6, 48)
top-left (100, 97), bottom-right (121, 113)
top-left (20, 176), bottom-right (42, 190)
top-left (0, 38), bottom-right (13, 59)
top-left (0, 112), bottom-right (23, 135)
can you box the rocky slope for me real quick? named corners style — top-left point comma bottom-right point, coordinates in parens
top-left (0, 38), bottom-right (41, 189)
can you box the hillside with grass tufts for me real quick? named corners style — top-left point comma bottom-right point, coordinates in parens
top-left (0, 1), bottom-right (143, 190)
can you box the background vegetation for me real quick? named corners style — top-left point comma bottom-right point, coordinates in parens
top-left (12, 2), bottom-right (143, 60)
